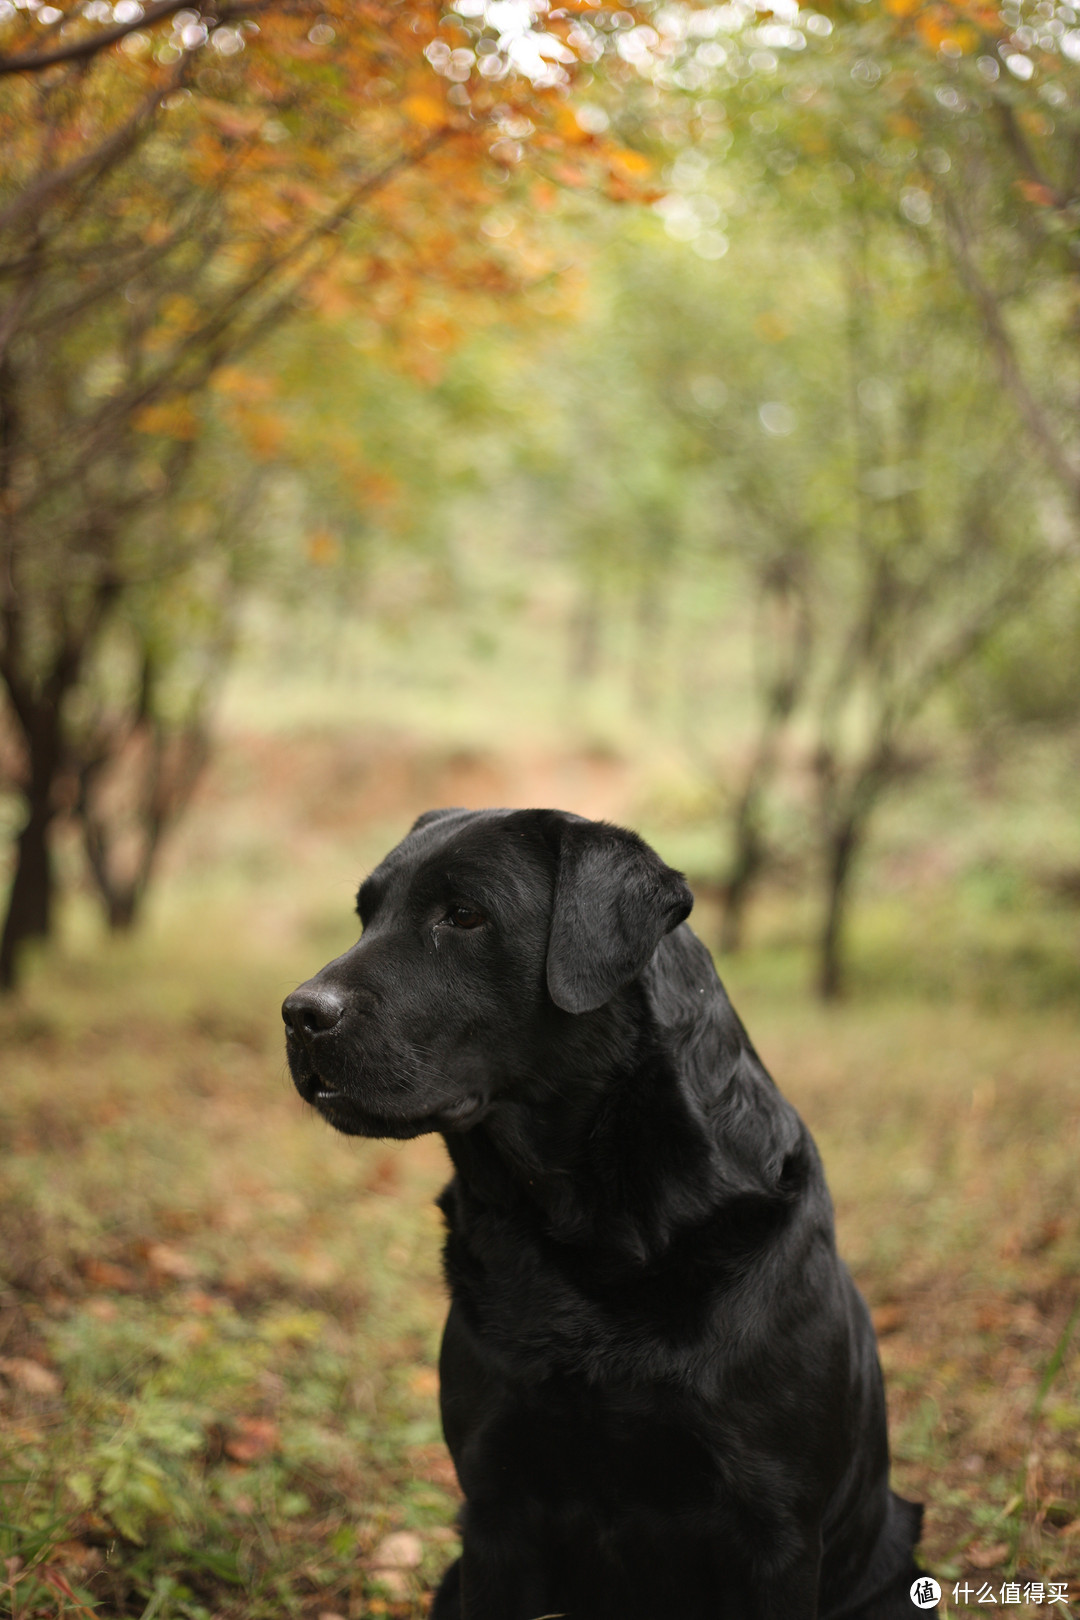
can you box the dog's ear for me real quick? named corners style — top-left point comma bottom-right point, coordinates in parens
top-left (408, 808), bottom-right (465, 836)
top-left (546, 820), bottom-right (693, 1015)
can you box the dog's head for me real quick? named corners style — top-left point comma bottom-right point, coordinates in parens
top-left (282, 808), bottom-right (692, 1139)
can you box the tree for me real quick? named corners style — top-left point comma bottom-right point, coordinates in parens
top-left (0, 0), bottom-right (651, 986)
top-left (547, 0), bottom-right (1078, 993)
top-left (487, 144), bottom-right (1064, 990)
top-left (639, 0), bottom-right (1080, 509)
top-left (824, 0), bottom-right (1080, 514)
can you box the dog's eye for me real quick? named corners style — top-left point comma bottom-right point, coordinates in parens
top-left (446, 906), bottom-right (485, 930)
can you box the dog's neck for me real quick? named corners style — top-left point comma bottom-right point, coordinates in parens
top-left (441, 927), bottom-right (808, 1264)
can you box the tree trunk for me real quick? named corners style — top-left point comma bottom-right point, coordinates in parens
top-left (719, 815), bottom-right (764, 955)
top-left (719, 869), bottom-right (751, 955)
top-left (0, 789), bottom-right (56, 989)
top-left (0, 680), bottom-right (78, 991)
top-left (569, 587), bottom-right (603, 684)
top-left (817, 818), bottom-right (860, 1002)
top-left (77, 706), bottom-right (211, 935)
top-left (631, 577), bottom-right (665, 714)
top-left (106, 889), bottom-right (138, 932)
top-left (718, 721), bottom-right (786, 956)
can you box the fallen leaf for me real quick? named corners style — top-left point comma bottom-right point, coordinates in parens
top-left (407, 1366), bottom-right (439, 1398)
top-left (144, 1242), bottom-right (199, 1281)
top-left (48, 1542), bottom-right (102, 1574)
top-left (184, 1291), bottom-right (218, 1314)
top-left (294, 1248), bottom-right (340, 1286)
top-left (871, 1305), bottom-right (904, 1336)
top-left (369, 1568), bottom-right (410, 1600)
top-left (1026, 1216), bottom-right (1065, 1252)
top-left (409, 1443), bottom-right (459, 1490)
top-left (373, 1531), bottom-right (423, 1569)
top-left (82, 1257), bottom-right (139, 1292)
top-left (966, 1542), bottom-right (1008, 1569)
top-left (257, 1369), bottom-right (287, 1403)
top-left (0, 1357), bottom-right (62, 1396)
top-left (224, 1416), bottom-right (280, 1463)
top-left (84, 1298), bottom-right (119, 1322)
top-left (1010, 1301), bottom-right (1041, 1335)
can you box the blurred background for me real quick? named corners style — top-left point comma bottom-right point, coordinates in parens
top-left (1, 0), bottom-right (1078, 1614)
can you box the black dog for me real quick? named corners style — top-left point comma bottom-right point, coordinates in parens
top-left (282, 808), bottom-right (923, 1619)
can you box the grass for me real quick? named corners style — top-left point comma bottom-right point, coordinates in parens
top-left (1, 721), bottom-right (1079, 1619)
top-left (0, 917), bottom-right (458, 1620)
top-left (729, 986), bottom-right (1080, 1603)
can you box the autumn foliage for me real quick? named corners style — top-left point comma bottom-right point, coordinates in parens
top-left (0, 0), bottom-right (652, 986)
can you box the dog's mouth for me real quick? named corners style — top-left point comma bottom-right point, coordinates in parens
top-left (438, 1091), bottom-right (487, 1131)
top-left (290, 1060), bottom-right (487, 1140)
top-left (315, 1090), bottom-right (486, 1139)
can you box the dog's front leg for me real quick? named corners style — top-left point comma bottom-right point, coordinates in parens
top-left (430, 1554), bottom-right (462, 1619)
top-left (454, 1502), bottom-right (552, 1620)
top-left (752, 1535), bottom-right (821, 1620)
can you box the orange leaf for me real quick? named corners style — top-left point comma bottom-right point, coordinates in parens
top-left (607, 145), bottom-right (652, 179)
top-left (871, 1304), bottom-right (905, 1335)
top-left (306, 530), bottom-right (341, 566)
top-left (82, 1256), bottom-right (139, 1291)
top-left (0, 1357), bottom-right (62, 1397)
top-left (1018, 179), bottom-right (1058, 207)
top-left (238, 409), bottom-right (287, 459)
top-left (198, 99), bottom-right (269, 139)
top-left (133, 399), bottom-right (200, 440)
top-left (143, 1241), bottom-right (199, 1281)
top-left (212, 367), bottom-right (277, 400)
top-left (403, 94), bottom-right (447, 130)
top-left (407, 1366), bottom-right (439, 1398)
top-left (553, 104), bottom-right (589, 144)
top-left (225, 1416), bottom-right (280, 1463)
top-left (966, 1542), bottom-right (1009, 1570)
top-left (753, 311), bottom-right (791, 342)
top-left (943, 21), bottom-right (978, 51)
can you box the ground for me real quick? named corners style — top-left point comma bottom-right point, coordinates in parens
top-left (1, 728), bottom-right (1078, 1619)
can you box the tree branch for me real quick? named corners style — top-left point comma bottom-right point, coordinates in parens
top-left (25, 128), bottom-right (453, 511)
top-left (0, 56), bottom-right (189, 234)
top-left (943, 191), bottom-right (1080, 506)
top-left (0, 0), bottom-right (269, 78)
top-left (994, 98), bottom-right (1069, 210)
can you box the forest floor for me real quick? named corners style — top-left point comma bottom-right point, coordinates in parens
top-left (1, 728), bottom-right (1078, 1620)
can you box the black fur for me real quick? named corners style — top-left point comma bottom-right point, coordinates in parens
top-left (282, 808), bottom-right (924, 1619)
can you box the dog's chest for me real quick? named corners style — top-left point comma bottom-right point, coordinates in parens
top-left (439, 1186), bottom-right (729, 1383)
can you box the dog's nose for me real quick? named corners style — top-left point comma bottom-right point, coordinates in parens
top-left (282, 983), bottom-right (346, 1041)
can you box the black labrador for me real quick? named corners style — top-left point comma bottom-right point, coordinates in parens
top-left (282, 808), bottom-right (923, 1620)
